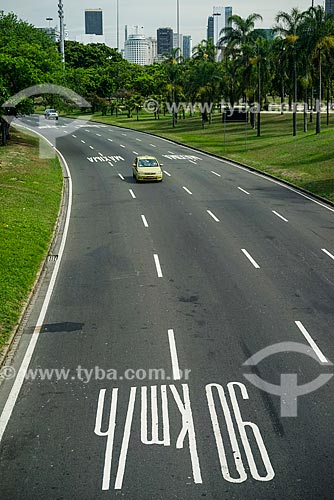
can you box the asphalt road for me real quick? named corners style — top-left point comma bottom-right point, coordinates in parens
top-left (0, 114), bottom-right (334, 500)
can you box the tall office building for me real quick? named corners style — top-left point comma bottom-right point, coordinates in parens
top-left (225, 7), bottom-right (233, 29)
top-left (76, 34), bottom-right (106, 44)
top-left (147, 37), bottom-right (157, 64)
top-left (124, 33), bottom-right (149, 65)
top-left (325, 0), bottom-right (334, 14)
top-left (85, 9), bottom-right (103, 35)
top-left (207, 16), bottom-right (214, 42)
top-left (183, 35), bottom-right (192, 59)
top-left (37, 26), bottom-right (58, 42)
top-left (213, 6), bottom-right (224, 45)
top-left (173, 32), bottom-right (183, 54)
top-left (157, 27), bottom-right (173, 55)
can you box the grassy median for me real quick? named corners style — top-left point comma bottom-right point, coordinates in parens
top-left (0, 129), bottom-right (63, 349)
top-left (77, 111), bottom-right (334, 203)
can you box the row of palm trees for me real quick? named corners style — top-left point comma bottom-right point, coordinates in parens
top-left (162, 5), bottom-right (334, 135)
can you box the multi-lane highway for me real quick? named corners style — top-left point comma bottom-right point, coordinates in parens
top-left (0, 114), bottom-right (334, 499)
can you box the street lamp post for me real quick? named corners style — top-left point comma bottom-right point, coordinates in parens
top-left (116, 0), bottom-right (120, 50)
top-left (213, 11), bottom-right (221, 61)
top-left (177, 0), bottom-right (180, 50)
top-left (58, 0), bottom-right (65, 67)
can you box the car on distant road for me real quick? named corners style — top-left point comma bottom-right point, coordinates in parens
top-left (132, 156), bottom-right (163, 182)
top-left (44, 108), bottom-right (58, 120)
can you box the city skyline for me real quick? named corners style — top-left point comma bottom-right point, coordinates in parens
top-left (1, 0), bottom-right (325, 48)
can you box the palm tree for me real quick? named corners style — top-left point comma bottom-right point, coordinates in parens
top-left (301, 6), bottom-right (334, 134)
top-left (248, 37), bottom-right (271, 136)
top-left (219, 14), bottom-right (263, 112)
top-left (274, 8), bottom-right (306, 136)
top-left (163, 48), bottom-right (184, 127)
top-left (192, 39), bottom-right (217, 62)
top-left (219, 13), bottom-right (263, 52)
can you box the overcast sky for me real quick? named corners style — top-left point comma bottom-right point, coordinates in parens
top-left (2, 0), bottom-right (324, 47)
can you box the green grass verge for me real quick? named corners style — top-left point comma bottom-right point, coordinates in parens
top-left (0, 129), bottom-right (63, 349)
top-left (69, 110), bottom-right (334, 203)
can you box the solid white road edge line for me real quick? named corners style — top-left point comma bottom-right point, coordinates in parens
top-left (141, 215), bottom-right (149, 227)
top-left (322, 248), bottom-right (334, 261)
top-left (272, 210), bottom-right (288, 222)
top-left (153, 254), bottom-right (163, 278)
top-left (183, 186), bottom-right (193, 195)
top-left (168, 329), bottom-right (181, 380)
top-left (295, 321), bottom-right (328, 364)
top-left (207, 210), bottom-right (220, 222)
top-left (241, 249), bottom-right (260, 269)
top-left (0, 131), bottom-right (72, 443)
top-left (129, 189), bottom-right (136, 199)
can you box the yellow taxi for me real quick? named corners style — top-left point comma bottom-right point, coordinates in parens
top-left (132, 156), bottom-right (163, 182)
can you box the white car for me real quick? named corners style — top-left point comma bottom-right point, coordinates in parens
top-left (45, 109), bottom-right (58, 120)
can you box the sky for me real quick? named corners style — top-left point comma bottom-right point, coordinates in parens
top-left (1, 0), bottom-right (324, 47)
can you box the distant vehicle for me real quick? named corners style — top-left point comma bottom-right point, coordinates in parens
top-left (44, 109), bottom-right (58, 120)
top-left (132, 156), bottom-right (163, 182)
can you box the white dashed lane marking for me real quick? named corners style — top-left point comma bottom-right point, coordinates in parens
top-left (272, 210), bottom-right (288, 222)
top-left (322, 248), bottom-right (334, 261)
top-left (241, 249), bottom-right (260, 269)
top-left (238, 187), bottom-right (250, 195)
top-left (207, 210), bottom-right (220, 222)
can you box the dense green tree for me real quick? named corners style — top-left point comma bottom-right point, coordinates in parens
top-left (64, 41), bottom-right (122, 69)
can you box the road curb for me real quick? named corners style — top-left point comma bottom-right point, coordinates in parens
top-left (0, 128), bottom-right (68, 369)
top-left (86, 116), bottom-right (334, 210)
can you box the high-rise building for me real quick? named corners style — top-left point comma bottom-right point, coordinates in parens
top-left (124, 33), bottom-right (149, 65)
top-left (37, 26), bottom-right (58, 43)
top-left (225, 7), bottom-right (233, 29)
top-left (173, 33), bottom-right (183, 51)
top-left (157, 27), bottom-right (173, 55)
top-left (325, 0), bottom-right (334, 14)
top-left (207, 16), bottom-right (214, 42)
top-left (76, 34), bottom-right (106, 45)
top-left (183, 35), bottom-right (192, 59)
top-left (147, 37), bottom-right (157, 64)
top-left (85, 9), bottom-right (103, 35)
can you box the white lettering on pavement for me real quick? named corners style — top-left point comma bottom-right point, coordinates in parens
top-left (94, 382), bottom-right (274, 490)
top-left (87, 155), bottom-right (124, 164)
